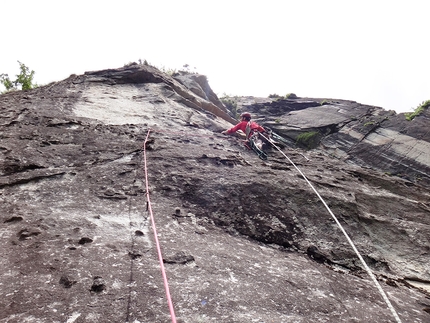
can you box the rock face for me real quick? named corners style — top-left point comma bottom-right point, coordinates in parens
top-left (0, 64), bottom-right (429, 323)
top-left (239, 96), bottom-right (430, 187)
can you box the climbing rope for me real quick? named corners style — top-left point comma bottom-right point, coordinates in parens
top-left (141, 127), bottom-right (402, 322)
top-left (143, 129), bottom-right (177, 323)
top-left (261, 133), bottom-right (402, 323)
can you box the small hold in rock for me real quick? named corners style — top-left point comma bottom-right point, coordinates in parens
top-left (90, 276), bottom-right (106, 293)
top-left (69, 246), bottom-right (77, 250)
top-left (59, 275), bottom-right (77, 288)
top-left (173, 208), bottom-right (191, 218)
top-left (78, 237), bottom-right (93, 245)
top-left (306, 245), bottom-right (327, 263)
top-left (135, 230), bottom-right (144, 236)
top-left (104, 188), bottom-right (116, 196)
top-left (4, 216), bottom-right (23, 223)
top-left (17, 228), bottom-right (42, 240)
top-left (163, 251), bottom-right (195, 264)
top-left (385, 278), bottom-right (398, 287)
top-left (129, 251), bottom-right (142, 259)
top-left (106, 243), bottom-right (119, 251)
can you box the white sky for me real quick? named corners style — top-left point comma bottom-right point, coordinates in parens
top-left (1, 0), bottom-right (428, 112)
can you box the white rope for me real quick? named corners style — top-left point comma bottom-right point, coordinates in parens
top-left (262, 134), bottom-right (402, 323)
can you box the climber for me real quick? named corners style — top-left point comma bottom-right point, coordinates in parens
top-left (221, 112), bottom-right (266, 140)
top-left (222, 112), bottom-right (269, 159)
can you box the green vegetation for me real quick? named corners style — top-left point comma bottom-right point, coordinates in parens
top-left (138, 58), bottom-right (149, 65)
top-left (159, 66), bottom-right (177, 75)
top-left (285, 93), bottom-right (297, 99)
top-left (296, 131), bottom-right (320, 149)
top-left (320, 100), bottom-right (329, 105)
top-left (1, 61), bottom-right (36, 92)
top-left (268, 93), bottom-right (282, 99)
top-left (220, 95), bottom-right (238, 117)
top-left (133, 59), bottom-right (198, 76)
top-left (364, 121), bottom-right (375, 127)
top-left (405, 100), bottom-right (430, 121)
top-left (268, 93), bottom-right (298, 99)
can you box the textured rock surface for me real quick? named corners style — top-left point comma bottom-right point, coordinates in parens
top-left (1, 64), bottom-right (429, 322)
top-left (238, 96), bottom-right (430, 187)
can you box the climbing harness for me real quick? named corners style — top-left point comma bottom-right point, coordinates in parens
top-left (143, 129), bottom-right (177, 323)
top-left (247, 132), bottom-right (268, 160)
top-left (243, 121), bottom-right (269, 160)
top-left (260, 132), bottom-right (403, 323)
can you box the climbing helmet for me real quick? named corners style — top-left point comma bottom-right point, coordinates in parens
top-left (241, 112), bottom-right (252, 121)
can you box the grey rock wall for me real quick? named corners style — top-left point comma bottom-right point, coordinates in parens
top-left (0, 65), bottom-right (429, 322)
top-left (235, 97), bottom-right (430, 188)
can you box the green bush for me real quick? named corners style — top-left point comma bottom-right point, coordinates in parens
top-left (138, 58), bottom-right (149, 65)
top-left (0, 75), bottom-right (14, 91)
top-left (157, 65), bottom-right (177, 75)
top-left (220, 95), bottom-right (238, 117)
top-left (405, 100), bottom-right (430, 121)
top-left (1, 61), bottom-right (36, 92)
top-left (285, 93), bottom-right (297, 99)
top-left (268, 93), bottom-right (282, 98)
top-left (296, 131), bottom-right (319, 149)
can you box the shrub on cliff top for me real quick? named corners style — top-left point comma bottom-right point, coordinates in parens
top-left (285, 93), bottom-right (298, 99)
top-left (220, 95), bottom-right (238, 118)
top-left (1, 61), bottom-right (36, 92)
top-left (405, 100), bottom-right (430, 121)
top-left (268, 93), bottom-right (282, 99)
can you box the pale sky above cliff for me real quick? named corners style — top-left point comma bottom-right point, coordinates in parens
top-left (1, 0), bottom-right (428, 112)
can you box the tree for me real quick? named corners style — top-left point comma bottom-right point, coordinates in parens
top-left (0, 61), bottom-right (36, 92)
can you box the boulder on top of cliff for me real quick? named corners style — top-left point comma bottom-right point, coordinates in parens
top-left (173, 72), bottom-right (228, 113)
top-left (83, 62), bottom-right (237, 125)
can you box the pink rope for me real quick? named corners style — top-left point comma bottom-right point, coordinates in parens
top-left (143, 129), bottom-right (177, 323)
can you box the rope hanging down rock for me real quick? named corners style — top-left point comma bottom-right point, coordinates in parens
top-left (143, 129), bottom-right (177, 323)
top-left (260, 133), bottom-right (402, 323)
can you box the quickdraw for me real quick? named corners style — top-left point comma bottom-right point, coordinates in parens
top-left (247, 128), bottom-right (288, 161)
top-left (248, 132), bottom-right (268, 160)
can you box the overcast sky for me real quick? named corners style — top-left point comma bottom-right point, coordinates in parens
top-left (1, 0), bottom-right (428, 112)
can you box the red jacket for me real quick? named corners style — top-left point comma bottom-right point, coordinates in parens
top-left (226, 121), bottom-right (265, 138)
